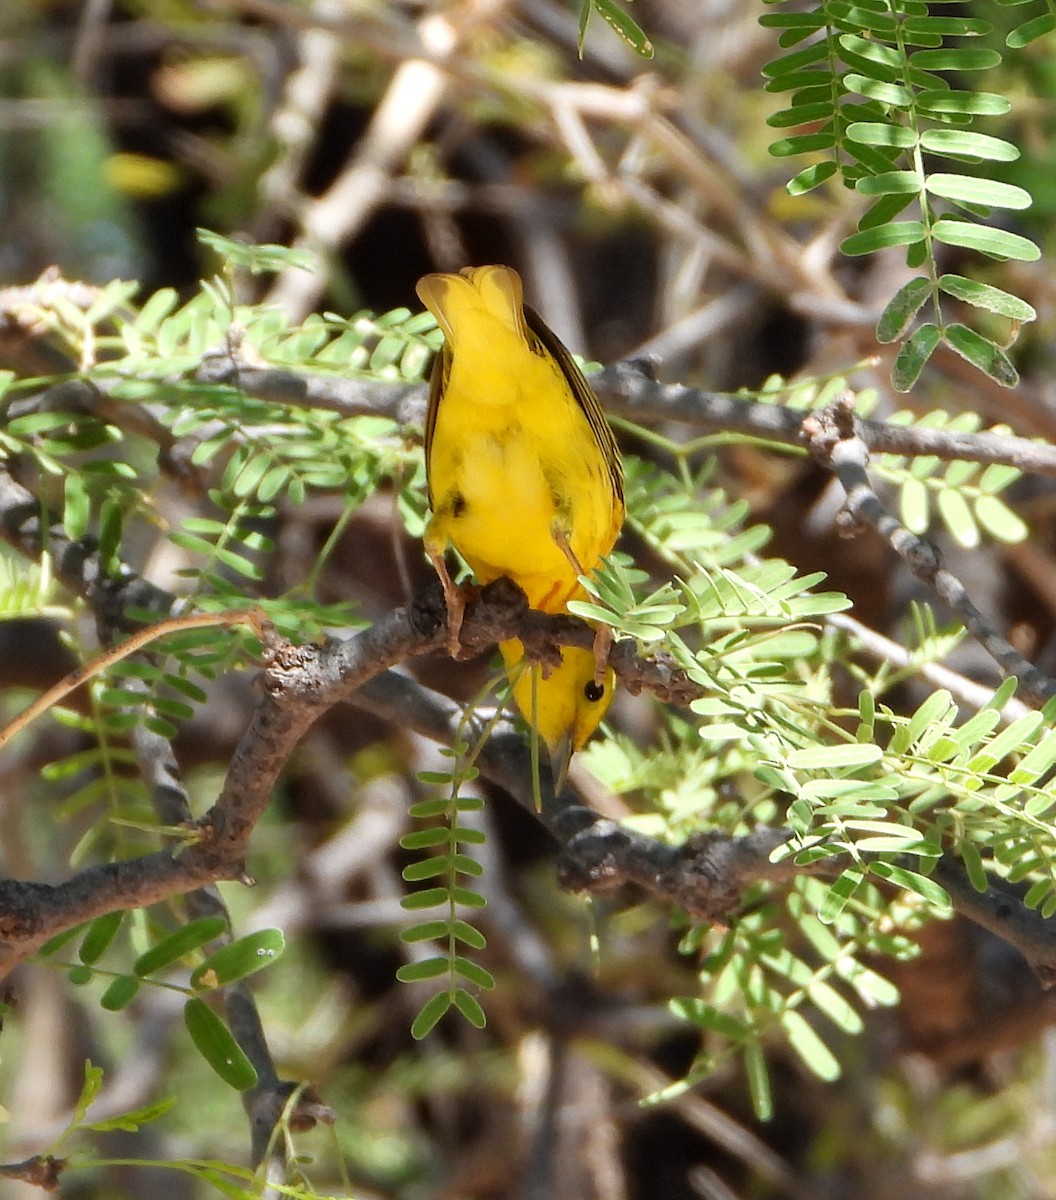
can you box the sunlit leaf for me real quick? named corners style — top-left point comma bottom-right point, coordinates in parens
top-left (938, 275), bottom-right (1036, 321)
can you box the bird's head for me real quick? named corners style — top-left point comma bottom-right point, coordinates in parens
top-left (500, 640), bottom-right (615, 791)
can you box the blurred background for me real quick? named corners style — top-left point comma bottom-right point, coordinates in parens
top-left (3, 1), bottom-right (1056, 1198)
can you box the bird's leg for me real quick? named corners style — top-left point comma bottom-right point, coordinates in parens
top-left (426, 544), bottom-right (465, 657)
top-left (550, 523), bottom-right (585, 578)
top-left (591, 624), bottom-right (613, 687)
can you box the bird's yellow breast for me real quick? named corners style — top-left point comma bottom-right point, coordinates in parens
top-left (417, 264), bottom-right (624, 764)
top-left (427, 334), bottom-right (617, 608)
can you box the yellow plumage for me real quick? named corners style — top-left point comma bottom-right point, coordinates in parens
top-left (417, 265), bottom-right (624, 780)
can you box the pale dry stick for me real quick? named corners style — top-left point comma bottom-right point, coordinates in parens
top-left (70, 0), bottom-right (113, 85)
top-left (211, 0), bottom-right (422, 54)
top-left (253, 0), bottom-right (345, 242)
top-left (264, 7), bottom-right (468, 319)
top-left (521, 221), bottom-right (584, 350)
top-left (630, 285), bottom-right (759, 363)
top-left (614, 174), bottom-right (767, 284)
top-left (388, 175), bottom-right (579, 225)
top-left (526, 75), bottom-right (852, 310)
top-left (549, 93), bottom-right (610, 185)
top-left (542, 83), bottom-right (772, 288)
top-left (0, 610), bottom-right (266, 755)
top-left (826, 611), bottom-right (1033, 724)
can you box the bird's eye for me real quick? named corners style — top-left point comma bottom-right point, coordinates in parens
top-left (584, 680), bottom-right (605, 703)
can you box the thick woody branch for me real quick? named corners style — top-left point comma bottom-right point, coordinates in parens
top-left (0, 572), bottom-right (684, 975)
top-left (4, 449), bottom-right (1056, 985)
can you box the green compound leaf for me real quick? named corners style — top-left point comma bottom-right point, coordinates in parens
top-left (858, 192), bottom-right (917, 231)
top-left (891, 324), bottom-right (940, 391)
top-left (400, 887), bottom-right (450, 910)
top-left (787, 161), bottom-right (839, 195)
top-left (943, 324), bottom-right (1018, 387)
top-left (400, 920), bottom-right (451, 944)
top-left (918, 129), bottom-right (1019, 162)
top-left (846, 122), bottom-right (919, 149)
top-left (82, 1096), bottom-right (177, 1133)
top-left (745, 1042), bottom-right (774, 1121)
top-left (399, 827), bottom-right (452, 850)
top-left (453, 988), bottom-right (487, 1029)
top-left (79, 911), bottom-right (125, 965)
top-left (588, 0), bottom-right (654, 57)
top-left (63, 472), bottom-right (91, 542)
top-left (870, 863), bottom-right (951, 908)
top-left (899, 477), bottom-right (929, 534)
top-left (841, 221), bottom-right (925, 256)
top-left (877, 277), bottom-right (932, 342)
top-left (100, 976), bottom-right (141, 1012)
top-left (844, 75), bottom-right (913, 107)
top-left (903, 15), bottom-right (992, 36)
top-left (134, 917), bottom-right (227, 977)
top-left (402, 857), bottom-right (451, 882)
top-left (909, 47), bottom-right (1002, 71)
top-left (819, 869), bottom-right (865, 923)
top-left (197, 227), bottom-right (315, 274)
top-left (762, 40), bottom-right (830, 77)
top-left (396, 956), bottom-right (450, 983)
top-left (937, 275), bottom-right (1036, 322)
top-left (770, 131), bottom-right (838, 157)
top-left (856, 171), bottom-right (922, 196)
top-left (786, 743), bottom-right (885, 770)
top-left (974, 495), bottom-right (1028, 543)
top-left (925, 174), bottom-right (1032, 210)
top-left (452, 956), bottom-right (496, 990)
top-left (410, 991), bottom-right (452, 1040)
top-left (959, 841), bottom-right (989, 893)
top-left (781, 1009), bottom-right (841, 1080)
top-left (1006, 12), bottom-right (1056, 47)
top-left (451, 920), bottom-right (487, 949)
top-left (839, 32), bottom-right (904, 70)
top-left (807, 979), bottom-right (864, 1034)
top-left (936, 486), bottom-right (979, 547)
top-left (917, 89), bottom-right (1011, 116)
top-left (768, 102), bottom-right (834, 129)
top-left (183, 998), bottom-right (258, 1091)
top-left (189, 929), bottom-right (285, 990)
top-left (979, 463), bottom-right (1022, 494)
top-left (933, 220), bottom-right (1040, 263)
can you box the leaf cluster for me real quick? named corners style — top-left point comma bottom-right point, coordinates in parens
top-left (763, 0), bottom-right (1039, 388)
top-left (38, 913), bottom-right (286, 1091)
top-left (398, 744), bottom-right (495, 1038)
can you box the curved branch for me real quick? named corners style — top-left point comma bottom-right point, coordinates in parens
top-left (802, 396), bottom-right (1056, 708)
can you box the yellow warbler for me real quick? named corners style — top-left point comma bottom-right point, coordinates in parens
top-left (417, 265), bottom-right (624, 782)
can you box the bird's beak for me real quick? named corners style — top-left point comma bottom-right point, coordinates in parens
top-left (549, 731), bottom-right (574, 795)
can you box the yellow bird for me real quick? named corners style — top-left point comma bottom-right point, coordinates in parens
top-left (417, 265), bottom-right (624, 784)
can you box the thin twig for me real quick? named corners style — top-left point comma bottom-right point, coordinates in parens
top-left (190, 356), bottom-right (1056, 481)
top-left (802, 396), bottom-right (1056, 708)
top-left (0, 610), bottom-right (267, 754)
